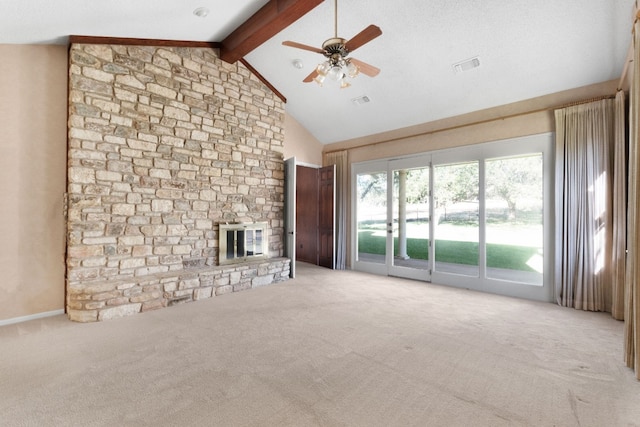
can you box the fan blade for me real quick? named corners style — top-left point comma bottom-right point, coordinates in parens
top-left (344, 25), bottom-right (382, 52)
top-left (349, 58), bottom-right (380, 77)
top-left (282, 41), bottom-right (325, 54)
top-left (303, 69), bottom-right (319, 83)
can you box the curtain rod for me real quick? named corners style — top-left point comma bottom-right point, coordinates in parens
top-left (323, 94), bottom-right (617, 155)
top-left (557, 95), bottom-right (615, 109)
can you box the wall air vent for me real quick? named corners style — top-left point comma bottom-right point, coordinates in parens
top-left (452, 56), bottom-right (481, 74)
top-left (351, 95), bottom-right (371, 106)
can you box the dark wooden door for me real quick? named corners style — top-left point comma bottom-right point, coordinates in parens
top-left (318, 165), bottom-right (335, 269)
top-left (295, 164), bottom-right (335, 268)
top-left (296, 165), bottom-right (319, 264)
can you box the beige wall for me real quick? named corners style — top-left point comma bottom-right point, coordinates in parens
top-left (325, 79), bottom-right (619, 162)
top-left (0, 45), bottom-right (68, 322)
top-left (284, 113), bottom-right (323, 166)
top-left (323, 79), bottom-right (620, 267)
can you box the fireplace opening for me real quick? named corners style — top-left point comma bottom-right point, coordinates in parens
top-left (219, 222), bottom-right (268, 265)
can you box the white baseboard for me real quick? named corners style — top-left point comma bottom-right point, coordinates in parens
top-left (0, 309), bottom-right (65, 327)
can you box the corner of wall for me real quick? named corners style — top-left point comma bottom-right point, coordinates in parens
top-left (283, 113), bottom-right (323, 165)
top-left (0, 45), bottom-right (68, 322)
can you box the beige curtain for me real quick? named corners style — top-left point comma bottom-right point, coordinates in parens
top-left (324, 150), bottom-right (348, 270)
top-left (624, 20), bottom-right (640, 380)
top-left (612, 91), bottom-right (627, 321)
top-left (554, 99), bottom-right (615, 312)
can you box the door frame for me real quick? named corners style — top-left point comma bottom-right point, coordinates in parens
top-left (351, 154), bottom-right (433, 282)
top-left (285, 159), bottom-right (336, 274)
top-left (284, 157), bottom-right (297, 278)
top-left (387, 156), bottom-right (433, 281)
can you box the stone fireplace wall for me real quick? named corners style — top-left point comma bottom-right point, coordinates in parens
top-left (66, 44), bottom-right (289, 322)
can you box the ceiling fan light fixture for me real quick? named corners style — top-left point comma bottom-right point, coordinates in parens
top-left (328, 65), bottom-right (343, 81)
top-left (316, 61), bottom-right (331, 76)
top-left (281, 0), bottom-right (382, 89)
top-left (346, 61), bottom-right (359, 78)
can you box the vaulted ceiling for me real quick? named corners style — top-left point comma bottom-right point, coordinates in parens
top-left (0, 0), bottom-right (634, 144)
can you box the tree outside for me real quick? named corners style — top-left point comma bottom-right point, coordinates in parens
top-left (357, 153), bottom-right (544, 279)
top-left (486, 154), bottom-right (543, 221)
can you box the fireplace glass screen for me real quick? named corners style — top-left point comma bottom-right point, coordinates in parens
top-left (219, 222), bottom-right (268, 265)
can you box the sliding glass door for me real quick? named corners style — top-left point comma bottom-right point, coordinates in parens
top-left (389, 164), bottom-right (431, 279)
top-left (354, 157), bottom-right (432, 281)
top-left (352, 133), bottom-right (554, 302)
top-left (355, 168), bottom-right (388, 271)
top-left (433, 160), bottom-right (479, 277)
top-left (485, 153), bottom-right (544, 285)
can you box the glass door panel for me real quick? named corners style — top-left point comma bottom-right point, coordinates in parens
top-left (356, 171), bottom-right (387, 265)
top-left (352, 133), bottom-right (553, 302)
top-left (391, 167), bottom-right (430, 271)
top-left (433, 161), bottom-right (479, 277)
top-left (485, 154), bottom-right (543, 285)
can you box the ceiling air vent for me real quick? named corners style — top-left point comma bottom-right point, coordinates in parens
top-left (452, 56), bottom-right (480, 74)
top-left (351, 95), bottom-right (371, 106)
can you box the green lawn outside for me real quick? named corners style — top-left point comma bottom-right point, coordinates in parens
top-left (358, 231), bottom-right (540, 272)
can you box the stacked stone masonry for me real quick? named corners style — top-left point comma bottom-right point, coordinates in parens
top-left (67, 44), bottom-right (287, 322)
top-left (67, 258), bottom-right (290, 322)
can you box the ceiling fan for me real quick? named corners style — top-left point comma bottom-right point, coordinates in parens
top-left (282, 0), bottom-right (382, 88)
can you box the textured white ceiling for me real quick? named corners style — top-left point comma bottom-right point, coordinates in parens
top-left (0, 0), bottom-right (270, 44)
top-left (0, 0), bottom-right (634, 144)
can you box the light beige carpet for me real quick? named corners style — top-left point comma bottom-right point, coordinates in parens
top-left (1, 263), bottom-right (639, 426)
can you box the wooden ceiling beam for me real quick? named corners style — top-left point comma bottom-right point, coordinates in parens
top-left (69, 35), bottom-right (220, 49)
top-left (220, 0), bottom-right (323, 64)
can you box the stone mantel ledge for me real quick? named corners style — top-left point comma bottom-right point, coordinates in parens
top-left (67, 257), bottom-right (290, 322)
